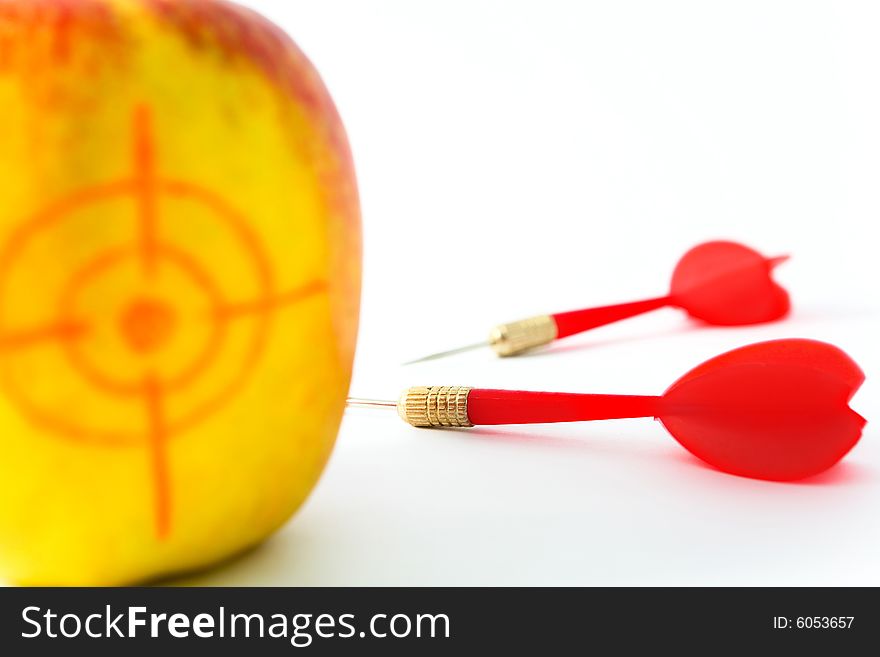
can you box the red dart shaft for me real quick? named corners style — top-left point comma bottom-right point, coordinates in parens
top-left (467, 389), bottom-right (661, 425)
top-left (551, 296), bottom-right (671, 339)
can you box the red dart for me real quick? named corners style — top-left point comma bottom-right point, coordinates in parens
top-left (406, 240), bottom-right (790, 363)
top-left (351, 339), bottom-right (865, 481)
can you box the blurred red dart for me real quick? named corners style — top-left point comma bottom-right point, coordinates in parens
top-left (406, 240), bottom-right (790, 363)
top-left (352, 339), bottom-right (865, 481)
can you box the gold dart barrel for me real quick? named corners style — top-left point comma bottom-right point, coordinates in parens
top-left (488, 314), bottom-right (558, 356)
top-left (402, 314), bottom-right (559, 365)
top-left (397, 386), bottom-right (473, 428)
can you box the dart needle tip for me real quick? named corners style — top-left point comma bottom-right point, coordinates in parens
top-left (402, 341), bottom-right (489, 365)
top-left (346, 397), bottom-right (398, 410)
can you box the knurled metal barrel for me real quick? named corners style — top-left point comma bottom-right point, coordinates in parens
top-left (397, 386), bottom-right (473, 427)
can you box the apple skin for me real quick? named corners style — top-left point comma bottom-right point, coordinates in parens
top-left (0, 0), bottom-right (360, 584)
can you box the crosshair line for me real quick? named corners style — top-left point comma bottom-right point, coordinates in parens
top-left (214, 279), bottom-right (327, 320)
top-left (142, 374), bottom-right (171, 540)
top-left (133, 105), bottom-right (159, 277)
top-left (0, 319), bottom-right (89, 351)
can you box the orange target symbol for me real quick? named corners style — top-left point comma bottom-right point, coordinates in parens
top-left (0, 106), bottom-right (326, 539)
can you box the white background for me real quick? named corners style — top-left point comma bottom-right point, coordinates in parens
top-left (179, 0), bottom-right (879, 585)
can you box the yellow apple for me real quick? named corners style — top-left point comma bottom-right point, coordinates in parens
top-left (0, 0), bottom-right (360, 584)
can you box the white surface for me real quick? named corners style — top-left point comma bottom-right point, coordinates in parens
top-left (177, 0), bottom-right (880, 585)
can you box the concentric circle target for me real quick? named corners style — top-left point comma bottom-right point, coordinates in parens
top-left (0, 106), bottom-right (326, 538)
top-left (0, 169), bottom-right (275, 446)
